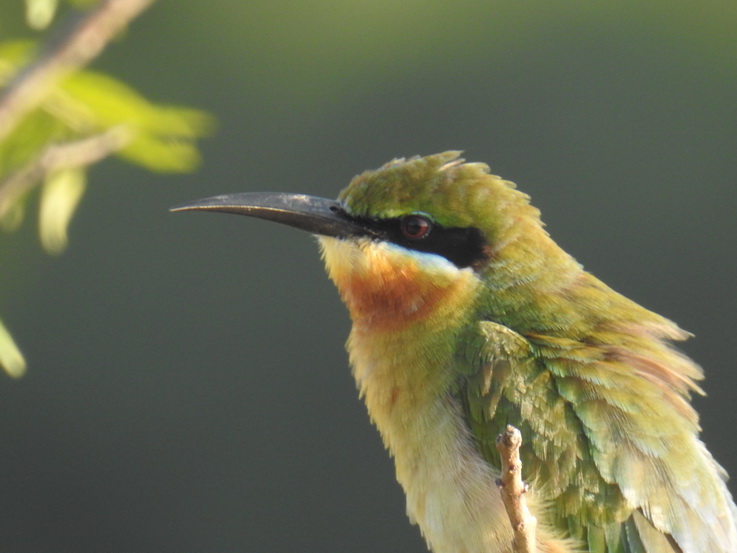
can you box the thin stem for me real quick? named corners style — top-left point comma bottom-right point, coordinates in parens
top-left (496, 425), bottom-right (538, 553)
top-left (0, 126), bottom-right (130, 216)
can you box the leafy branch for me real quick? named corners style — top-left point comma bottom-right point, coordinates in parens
top-left (0, 0), bottom-right (157, 142)
top-left (0, 0), bottom-right (212, 376)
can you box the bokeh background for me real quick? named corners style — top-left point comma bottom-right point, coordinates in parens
top-left (1, 1), bottom-right (736, 552)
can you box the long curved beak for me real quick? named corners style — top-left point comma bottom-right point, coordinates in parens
top-left (171, 192), bottom-right (367, 238)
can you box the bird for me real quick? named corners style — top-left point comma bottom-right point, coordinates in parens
top-left (172, 151), bottom-right (737, 553)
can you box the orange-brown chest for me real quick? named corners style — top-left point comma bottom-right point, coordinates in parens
top-left (319, 237), bottom-right (479, 334)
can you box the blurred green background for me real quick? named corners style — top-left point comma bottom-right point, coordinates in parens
top-left (1, 1), bottom-right (736, 552)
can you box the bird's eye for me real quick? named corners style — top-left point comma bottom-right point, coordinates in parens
top-left (400, 214), bottom-right (432, 240)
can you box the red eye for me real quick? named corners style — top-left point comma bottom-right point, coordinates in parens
top-left (400, 214), bottom-right (432, 240)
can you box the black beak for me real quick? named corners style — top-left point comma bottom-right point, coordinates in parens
top-left (171, 192), bottom-right (368, 239)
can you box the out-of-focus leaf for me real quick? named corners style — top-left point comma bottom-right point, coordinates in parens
top-left (1, 40), bottom-right (213, 177)
top-left (38, 167), bottom-right (86, 254)
top-left (59, 71), bottom-right (214, 172)
top-left (0, 318), bottom-right (26, 378)
top-left (0, 109), bottom-right (68, 175)
top-left (0, 110), bottom-right (70, 227)
top-left (25, 0), bottom-right (59, 30)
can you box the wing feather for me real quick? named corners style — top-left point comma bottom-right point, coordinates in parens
top-left (461, 319), bottom-right (737, 553)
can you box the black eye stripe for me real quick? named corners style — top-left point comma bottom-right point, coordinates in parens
top-left (353, 216), bottom-right (488, 269)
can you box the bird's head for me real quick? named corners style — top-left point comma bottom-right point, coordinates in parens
top-left (172, 152), bottom-right (570, 331)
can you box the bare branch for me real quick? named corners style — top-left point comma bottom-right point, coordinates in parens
top-left (0, 126), bottom-right (130, 217)
top-left (496, 425), bottom-right (538, 553)
top-left (0, 0), bottom-right (157, 143)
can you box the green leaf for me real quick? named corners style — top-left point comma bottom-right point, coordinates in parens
top-left (38, 167), bottom-right (86, 254)
top-left (58, 71), bottom-right (214, 172)
top-left (25, 0), bottom-right (60, 30)
top-left (0, 318), bottom-right (26, 378)
top-left (0, 110), bottom-right (71, 228)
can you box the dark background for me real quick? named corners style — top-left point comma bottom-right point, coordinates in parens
top-left (0, 2), bottom-right (735, 552)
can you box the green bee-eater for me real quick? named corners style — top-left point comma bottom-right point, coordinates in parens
top-left (173, 152), bottom-right (737, 553)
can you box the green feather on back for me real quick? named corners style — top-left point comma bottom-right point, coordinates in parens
top-left (458, 268), bottom-right (734, 553)
top-left (342, 152), bottom-right (737, 552)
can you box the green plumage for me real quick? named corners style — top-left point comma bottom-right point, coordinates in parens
top-left (338, 152), bottom-right (737, 552)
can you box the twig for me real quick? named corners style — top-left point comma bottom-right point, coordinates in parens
top-left (496, 425), bottom-right (537, 553)
top-left (0, 126), bottom-right (130, 216)
top-left (0, 0), bottom-right (157, 143)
